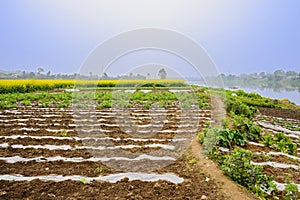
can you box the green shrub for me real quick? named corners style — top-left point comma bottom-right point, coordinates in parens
top-left (221, 148), bottom-right (275, 197)
top-left (286, 141), bottom-right (297, 155)
top-left (284, 183), bottom-right (299, 200)
top-left (221, 117), bottom-right (230, 128)
top-left (226, 98), bottom-right (257, 118)
top-left (272, 132), bottom-right (296, 155)
top-left (198, 132), bottom-right (205, 144)
top-left (274, 132), bottom-right (289, 142)
top-left (99, 101), bottom-right (112, 109)
top-left (232, 115), bottom-right (261, 141)
top-left (277, 140), bottom-right (287, 152)
top-left (218, 129), bottom-right (247, 148)
top-left (201, 128), bottom-right (247, 150)
top-left (263, 135), bottom-right (274, 147)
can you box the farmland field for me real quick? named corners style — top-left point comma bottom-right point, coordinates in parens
top-left (0, 80), bottom-right (228, 199)
top-left (0, 80), bottom-right (299, 199)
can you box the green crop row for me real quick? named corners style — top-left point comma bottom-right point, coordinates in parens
top-left (199, 90), bottom-right (299, 199)
top-left (263, 132), bottom-right (298, 155)
top-left (225, 89), bottom-right (297, 110)
top-left (0, 88), bottom-right (211, 109)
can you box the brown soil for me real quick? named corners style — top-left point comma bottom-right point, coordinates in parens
top-left (0, 179), bottom-right (220, 200)
top-left (252, 154), bottom-right (300, 166)
top-left (0, 145), bottom-right (169, 157)
top-left (244, 143), bottom-right (272, 153)
top-left (258, 107), bottom-right (300, 120)
top-left (0, 104), bottom-right (229, 199)
top-left (210, 94), bottom-right (226, 127)
top-left (0, 160), bottom-right (116, 177)
top-left (263, 165), bottom-right (300, 184)
top-left (0, 151), bottom-right (227, 200)
top-left (0, 137), bottom-right (179, 146)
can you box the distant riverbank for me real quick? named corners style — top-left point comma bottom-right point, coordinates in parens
top-left (187, 81), bottom-right (300, 105)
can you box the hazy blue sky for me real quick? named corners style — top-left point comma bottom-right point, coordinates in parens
top-left (0, 0), bottom-right (299, 75)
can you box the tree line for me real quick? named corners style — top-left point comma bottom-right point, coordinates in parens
top-left (0, 68), bottom-right (168, 80)
top-left (218, 69), bottom-right (300, 89)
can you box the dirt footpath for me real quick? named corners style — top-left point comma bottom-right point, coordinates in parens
top-left (191, 94), bottom-right (258, 200)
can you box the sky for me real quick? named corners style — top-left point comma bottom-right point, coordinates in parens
top-left (0, 0), bottom-right (299, 76)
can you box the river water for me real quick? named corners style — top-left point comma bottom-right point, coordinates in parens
top-left (187, 81), bottom-right (300, 105)
top-left (238, 87), bottom-right (300, 106)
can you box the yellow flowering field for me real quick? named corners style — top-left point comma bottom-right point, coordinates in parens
top-left (0, 79), bottom-right (186, 93)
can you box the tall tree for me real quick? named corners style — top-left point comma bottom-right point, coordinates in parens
top-left (158, 68), bottom-right (167, 79)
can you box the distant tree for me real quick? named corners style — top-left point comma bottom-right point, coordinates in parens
top-left (29, 72), bottom-right (35, 78)
top-left (228, 74), bottom-right (236, 79)
top-left (89, 72), bottom-right (93, 77)
top-left (274, 69), bottom-right (284, 76)
top-left (219, 73), bottom-right (226, 78)
top-left (286, 70), bottom-right (297, 76)
top-left (37, 67), bottom-right (44, 75)
top-left (147, 73), bottom-right (150, 79)
top-left (158, 68), bottom-right (167, 79)
top-left (259, 72), bottom-right (266, 77)
top-left (273, 69), bottom-right (285, 81)
top-left (46, 71), bottom-right (51, 77)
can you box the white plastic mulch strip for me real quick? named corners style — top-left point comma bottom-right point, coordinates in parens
top-left (159, 129), bottom-right (198, 133)
top-left (251, 161), bottom-right (299, 170)
top-left (8, 127), bottom-right (198, 134)
top-left (257, 114), bottom-right (300, 124)
top-left (0, 143), bottom-right (175, 151)
top-left (17, 128), bottom-right (40, 131)
top-left (219, 147), bottom-right (230, 152)
top-left (0, 143), bottom-right (9, 148)
top-left (248, 141), bottom-right (265, 147)
top-left (273, 181), bottom-right (300, 191)
top-left (0, 155), bottom-right (176, 163)
top-left (267, 151), bottom-right (300, 161)
top-left (45, 129), bottom-right (74, 133)
top-left (0, 135), bottom-right (187, 142)
top-left (0, 118), bottom-right (46, 122)
top-left (256, 122), bottom-right (300, 137)
top-left (0, 173), bottom-right (184, 184)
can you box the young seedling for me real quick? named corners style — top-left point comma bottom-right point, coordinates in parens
top-left (93, 166), bottom-right (105, 174)
top-left (60, 130), bottom-right (68, 137)
top-left (263, 135), bottom-right (274, 147)
top-left (80, 178), bottom-right (87, 185)
top-left (188, 158), bottom-right (197, 165)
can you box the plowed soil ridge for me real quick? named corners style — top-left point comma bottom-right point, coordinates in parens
top-left (0, 104), bottom-right (229, 199)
